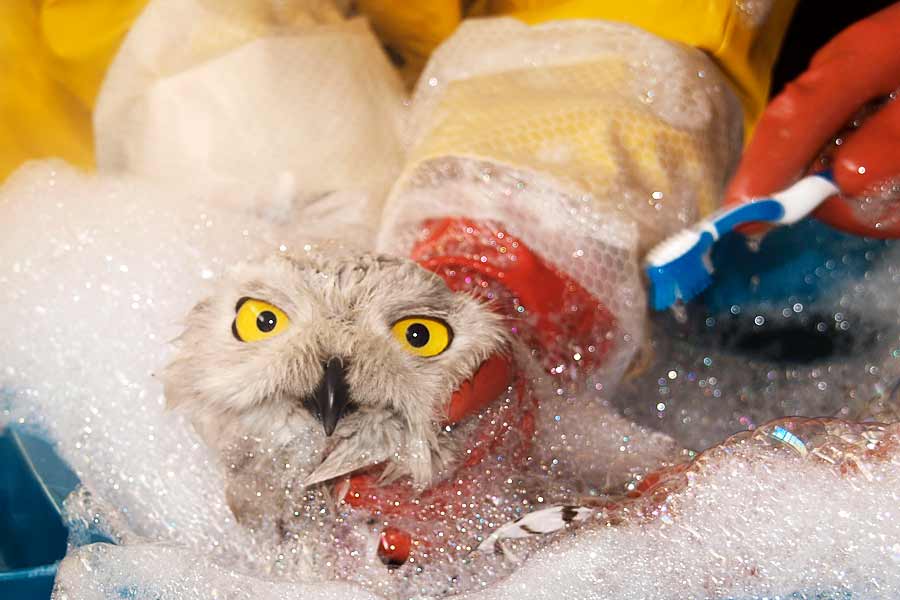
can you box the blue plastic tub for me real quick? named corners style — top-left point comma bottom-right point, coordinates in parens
top-left (0, 428), bottom-right (80, 599)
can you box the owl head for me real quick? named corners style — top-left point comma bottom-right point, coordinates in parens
top-left (163, 252), bottom-right (510, 490)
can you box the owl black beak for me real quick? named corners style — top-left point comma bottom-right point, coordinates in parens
top-left (308, 357), bottom-right (351, 437)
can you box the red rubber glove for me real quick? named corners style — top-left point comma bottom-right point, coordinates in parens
top-left (724, 3), bottom-right (900, 238)
top-left (410, 218), bottom-right (617, 373)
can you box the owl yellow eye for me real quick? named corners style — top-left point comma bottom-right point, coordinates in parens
top-left (391, 317), bottom-right (452, 358)
top-left (232, 297), bottom-right (290, 342)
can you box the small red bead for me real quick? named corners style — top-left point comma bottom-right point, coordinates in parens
top-left (377, 527), bottom-right (412, 569)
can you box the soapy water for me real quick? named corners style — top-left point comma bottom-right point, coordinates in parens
top-left (2, 161), bottom-right (900, 599)
top-left (615, 277), bottom-right (900, 451)
top-left (52, 418), bottom-right (900, 600)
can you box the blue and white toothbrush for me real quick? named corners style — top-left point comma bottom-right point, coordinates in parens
top-left (645, 171), bottom-right (839, 311)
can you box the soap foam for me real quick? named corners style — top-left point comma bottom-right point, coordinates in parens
top-left (2, 162), bottom-right (900, 599)
top-left (0, 161), bottom-right (369, 571)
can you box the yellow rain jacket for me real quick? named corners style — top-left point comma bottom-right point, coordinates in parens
top-left (0, 0), bottom-right (797, 182)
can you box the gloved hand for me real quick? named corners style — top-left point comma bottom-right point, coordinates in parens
top-left (410, 218), bottom-right (617, 373)
top-left (724, 3), bottom-right (900, 238)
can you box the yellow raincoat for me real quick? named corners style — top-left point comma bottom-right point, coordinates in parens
top-left (0, 0), bottom-right (796, 181)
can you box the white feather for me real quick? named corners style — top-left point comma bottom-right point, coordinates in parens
top-left (477, 505), bottom-right (594, 553)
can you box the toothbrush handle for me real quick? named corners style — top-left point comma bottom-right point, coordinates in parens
top-left (698, 171), bottom-right (837, 239)
top-left (706, 199), bottom-right (784, 238)
top-left (770, 171), bottom-right (839, 225)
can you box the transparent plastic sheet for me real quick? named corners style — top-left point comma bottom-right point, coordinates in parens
top-left (378, 18), bottom-right (744, 396)
top-left (391, 17), bottom-right (744, 248)
top-left (381, 159), bottom-right (642, 404)
top-left (95, 0), bottom-right (406, 202)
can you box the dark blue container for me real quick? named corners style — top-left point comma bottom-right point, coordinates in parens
top-left (0, 428), bottom-right (80, 599)
top-left (704, 219), bottom-right (891, 314)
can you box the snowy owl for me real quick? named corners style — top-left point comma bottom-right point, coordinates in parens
top-left (163, 252), bottom-right (511, 506)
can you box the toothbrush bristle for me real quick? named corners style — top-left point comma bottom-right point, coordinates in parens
top-left (646, 229), bottom-right (702, 267)
top-left (645, 230), bottom-right (715, 310)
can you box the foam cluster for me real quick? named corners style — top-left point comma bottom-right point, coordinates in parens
top-left (2, 161), bottom-right (900, 599)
